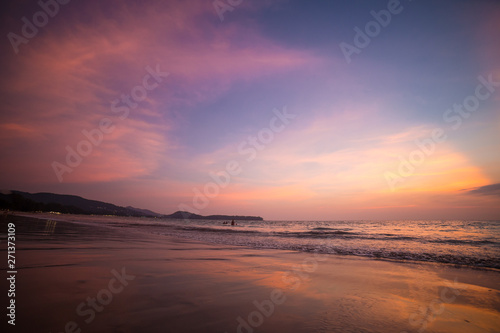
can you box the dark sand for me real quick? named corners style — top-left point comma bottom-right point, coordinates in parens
top-left (1, 213), bottom-right (499, 333)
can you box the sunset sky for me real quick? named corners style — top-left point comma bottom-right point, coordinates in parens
top-left (1, 0), bottom-right (499, 220)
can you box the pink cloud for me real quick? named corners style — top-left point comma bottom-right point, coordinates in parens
top-left (0, 0), bottom-right (321, 188)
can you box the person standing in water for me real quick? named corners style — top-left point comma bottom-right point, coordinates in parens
top-left (231, 220), bottom-right (235, 225)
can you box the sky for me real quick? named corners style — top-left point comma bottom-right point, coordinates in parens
top-left (0, 0), bottom-right (499, 220)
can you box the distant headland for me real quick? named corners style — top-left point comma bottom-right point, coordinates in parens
top-left (164, 211), bottom-right (263, 221)
top-left (0, 190), bottom-right (263, 221)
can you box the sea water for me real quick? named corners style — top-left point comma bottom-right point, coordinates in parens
top-left (61, 216), bottom-right (500, 270)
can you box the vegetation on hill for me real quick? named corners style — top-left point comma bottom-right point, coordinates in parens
top-left (0, 191), bottom-right (264, 220)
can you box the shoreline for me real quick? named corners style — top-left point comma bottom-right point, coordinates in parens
top-left (2, 213), bottom-right (499, 332)
top-left (10, 211), bottom-right (500, 272)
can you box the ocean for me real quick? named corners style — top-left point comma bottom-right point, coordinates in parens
top-left (41, 215), bottom-right (500, 270)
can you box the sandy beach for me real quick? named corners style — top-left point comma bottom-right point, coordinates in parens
top-left (2, 213), bottom-right (499, 333)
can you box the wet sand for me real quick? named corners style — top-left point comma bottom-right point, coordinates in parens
top-left (2, 213), bottom-right (499, 333)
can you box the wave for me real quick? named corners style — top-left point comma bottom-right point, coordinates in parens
top-left (158, 229), bottom-right (500, 269)
top-left (176, 226), bottom-right (260, 234)
top-left (164, 225), bottom-right (498, 247)
top-left (311, 227), bottom-right (338, 231)
top-left (428, 239), bottom-right (496, 245)
top-left (131, 222), bottom-right (500, 269)
top-left (320, 248), bottom-right (500, 269)
top-left (278, 230), bottom-right (356, 238)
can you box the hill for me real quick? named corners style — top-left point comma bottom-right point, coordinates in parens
top-left (164, 211), bottom-right (263, 221)
top-left (0, 190), bottom-right (263, 220)
top-left (0, 190), bottom-right (160, 217)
